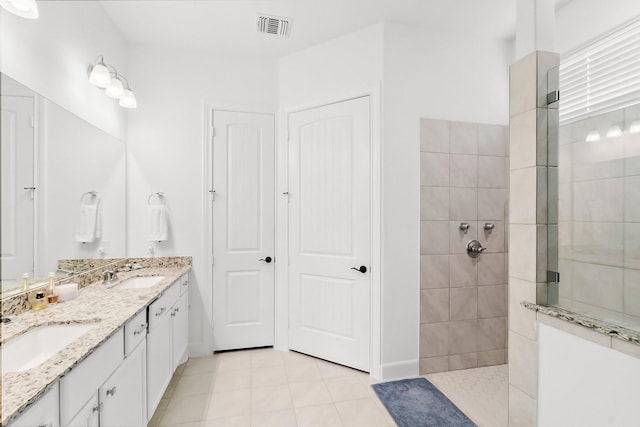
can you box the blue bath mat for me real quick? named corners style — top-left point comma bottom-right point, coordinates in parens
top-left (372, 377), bottom-right (476, 427)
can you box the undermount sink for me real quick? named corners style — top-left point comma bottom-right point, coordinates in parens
top-left (1, 323), bottom-right (97, 373)
top-left (113, 276), bottom-right (165, 289)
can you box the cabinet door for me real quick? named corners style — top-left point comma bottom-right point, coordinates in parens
top-left (100, 341), bottom-right (147, 427)
top-left (66, 393), bottom-right (99, 427)
top-left (171, 292), bottom-right (189, 369)
top-left (147, 310), bottom-right (172, 420)
top-left (9, 384), bottom-right (59, 427)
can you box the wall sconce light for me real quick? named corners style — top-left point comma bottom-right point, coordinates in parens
top-left (0, 0), bottom-right (38, 19)
top-left (605, 125), bottom-right (622, 138)
top-left (88, 55), bottom-right (137, 109)
top-left (630, 120), bottom-right (640, 134)
top-left (585, 130), bottom-right (601, 142)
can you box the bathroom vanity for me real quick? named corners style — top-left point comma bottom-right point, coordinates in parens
top-left (0, 257), bottom-right (191, 427)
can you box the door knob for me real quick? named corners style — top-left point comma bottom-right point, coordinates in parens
top-left (350, 266), bottom-right (367, 273)
top-left (259, 256), bottom-right (273, 263)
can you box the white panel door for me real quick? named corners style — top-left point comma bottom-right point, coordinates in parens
top-left (288, 97), bottom-right (371, 372)
top-left (1, 95), bottom-right (35, 282)
top-left (213, 111), bottom-right (275, 350)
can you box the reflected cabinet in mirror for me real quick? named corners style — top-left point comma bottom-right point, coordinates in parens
top-left (1, 74), bottom-right (126, 297)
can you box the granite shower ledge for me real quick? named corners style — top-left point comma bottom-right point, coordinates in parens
top-left (0, 261), bottom-right (191, 426)
top-left (522, 302), bottom-right (640, 347)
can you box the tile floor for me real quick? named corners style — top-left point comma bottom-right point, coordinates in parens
top-left (148, 348), bottom-right (398, 427)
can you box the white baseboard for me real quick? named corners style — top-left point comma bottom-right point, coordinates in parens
top-left (380, 359), bottom-right (419, 381)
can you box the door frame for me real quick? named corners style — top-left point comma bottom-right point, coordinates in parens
top-left (276, 87), bottom-right (382, 379)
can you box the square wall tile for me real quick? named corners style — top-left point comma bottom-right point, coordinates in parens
top-left (510, 110), bottom-right (536, 170)
top-left (571, 110), bottom-right (624, 143)
top-left (450, 121), bottom-right (478, 155)
top-left (450, 221), bottom-right (478, 254)
top-left (479, 156), bottom-right (507, 188)
top-left (510, 51), bottom-right (537, 117)
top-left (421, 152), bottom-right (450, 186)
top-left (624, 132), bottom-right (640, 176)
top-left (478, 220), bottom-right (505, 253)
top-left (478, 285), bottom-right (507, 318)
top-left (625, 223), bottom-right (640, 269)
top-left (450, 254), bottom-right (478, 287)
top-left (624, 175), bottom-right (640, 222)
top-left (624, 269), bottom-right (640, 317)
top-left (421, 221), bottom-right (449, 255)
top-left (508, 224), bottom-right (537, 283)
top-left (510, 167), bottom-right (546, 225)
top-left (508, 331), bottom-right (538, 398)
top-left (448, 353), bottom-right (478, 371)
top-left (478, 350), bottom-right (506, 367)
top-left (572, 136), bottom-right (624, 181)
top-left (509, 278), bottom-right (538, 340)
top-left (509, 385), bottom-right (537, 427)
top-left (478, 317), bottom-right (507, 351)
top-left (421, 289), bottom-right (450, 323)
top-left (479, 124), bottom-right (507, 156)
top-left (421, 118), bottom-right (449, 153)
top-left (449, 320), bottom-right (478, 354)
top-left (419, 357), bottom-right (448, 375)
top-left (572, 262), bottom-right (624, 312)
top-left (548, 108), bottom-right (559, 167)
top-left (421, 186), bottom-right (449, 220)
top-left (450, 155), bottom-right (478, 187)
top-left (421, 255), bottom-right (449, 289)
top-left (478, 189), bottom-right (508, 221)
top-left (420, 323), bottom-right (449, 357)
top-left (573, 178), bottom-right (623, 222)
top-left (572, 222), bottom-right (623, 267)
top-left (450, 287), bottom-right (478, 321)
top-left (449, 188), bottom-right (478, 220)
top-left (478, 253), bottom-right (506, 286)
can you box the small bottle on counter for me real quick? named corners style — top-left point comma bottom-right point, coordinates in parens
top-left (21, 273), bottom-right (29, 292)
top-left (47, 272), bottom-right (58, 304)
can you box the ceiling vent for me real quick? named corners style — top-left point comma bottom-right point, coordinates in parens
top-left (257, 14), bottom-right (292, 38)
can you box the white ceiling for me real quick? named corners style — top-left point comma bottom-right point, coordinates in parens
top-left (98, 0), bottom-right (575, 58)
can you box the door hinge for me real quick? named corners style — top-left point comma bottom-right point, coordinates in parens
top-left (211, 127), bottom-right (216, 138)
top-left (211, 256), bottom-right (215, 266)
top-left (29, 116), bottom-right (35, 128)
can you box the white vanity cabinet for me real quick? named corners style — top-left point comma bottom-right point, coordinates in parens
top-left (8, 384), bottom-right (60, 427)
top-left (171, 274), bottom-right (189, 370)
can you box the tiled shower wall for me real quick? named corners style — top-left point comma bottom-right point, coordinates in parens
top-left (557, 103), bottom-right (640, 329)
top-left (419, 118), bottom-right (509, 374)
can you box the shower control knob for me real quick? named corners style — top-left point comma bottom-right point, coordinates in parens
top-left (466, 240), bottom-right (486, 258)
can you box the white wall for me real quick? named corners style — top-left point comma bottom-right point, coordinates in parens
top-left (126, 45), bottom-right (278, 355)
top-left (538, 323), bottom-right (640, 426)
top-left (382, 22), bottom-right (511, 378)
top-left (555, 0), bottom-right (640, 55)
top-left (0, 2), bottom-right (128, 140)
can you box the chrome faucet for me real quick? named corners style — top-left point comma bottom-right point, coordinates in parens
top-left (103, 270), bottom-right (118, 285)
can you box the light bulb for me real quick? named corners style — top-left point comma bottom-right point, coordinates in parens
top-left (0, 0), bottom-right (38, 19)
top-left (105, 77), bottom-right (124, 99)
top-left (119, 89), bottom-right (137, 109)
top-left (585, 131), bottom-right (601, 142)
top-left (89, 63), bottom-right (110, 88)
top-left (606, 125), bottom-right (622, 138)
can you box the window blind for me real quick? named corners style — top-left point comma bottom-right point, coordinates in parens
top-left (559, 16), bottom-right (640, 125)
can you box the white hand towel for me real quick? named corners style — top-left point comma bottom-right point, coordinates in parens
top-left (75, 203), bottom-right (98, 243)
top-left (149, 205), bottom-right (168, 242)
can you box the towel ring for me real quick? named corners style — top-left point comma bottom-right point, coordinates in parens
top-left (148, 192), bottom-right (166, 206)
top-left (80, 191), bottom-right (100, 204)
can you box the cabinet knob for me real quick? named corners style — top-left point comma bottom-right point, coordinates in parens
top-left (106, 386), bottom-right (116, 397)
top-left (156, 307), bottom-right (167, 316)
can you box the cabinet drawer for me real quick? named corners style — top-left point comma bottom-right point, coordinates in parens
top-left (148, 282), bottom-right (179, 331)
top-left (59, 328), bottom-right (124, 426)
top-left (179, 273), bottom-right (189, 296)
top-left (124, 310), bottom-right (147, 357)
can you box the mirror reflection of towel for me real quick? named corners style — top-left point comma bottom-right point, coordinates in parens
top-left (76, 203), bottom-right (100, 243)
top-left (149, 205), bottom-right (168, 242)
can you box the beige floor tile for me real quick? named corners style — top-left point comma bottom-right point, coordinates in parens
top-left (251, 349), bottom-right (285, 368)
top-left (174, 371), bottom-right (216, 397)
top-left (251, 385), bottom-right (293, 413)
top-left (372, 398), bottom-right (397, 427)
top-left (161, 393), bottom-right (211, 426)
top-left (282, 351), bottom-right (318, 367)
top-left (148, 398), bottom-right (169, 427)
top-left (168, 423), bottom-right (203, 427)
top-left (217, 352), bottom-right (252, 373)
top-left (289, 381), bottom-right (333, 408)
top-left (207, 389), bottom-right (252, 420)
top-left (334, 398), bottom-right (388, 427)
top-left (316, 361), bottom-right (360, 380)
top-left (184, 356), bottom-right (218, 375)
top-left (285, 363), bottom-right (323, 383)
top-left (252, 365), bottom-right (288, 388)
top-left (202, 416), bottom-right (251, 427)
top-left (325, 377), bottom-right (374, 402)
top-left (295, 404), bottom-right (343, 427)
top-left (214, 369), bottom-right (251, 392)
top-left (175, 361), bottom-right (187, 376)
top-left (250, 410), bottom-right (297, 427)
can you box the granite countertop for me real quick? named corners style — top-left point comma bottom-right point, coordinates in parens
top-left (0, 264), bottom-right (191, 425)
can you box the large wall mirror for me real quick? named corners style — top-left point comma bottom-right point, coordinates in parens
top-left (1, 73), bottom-right (126, 297)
